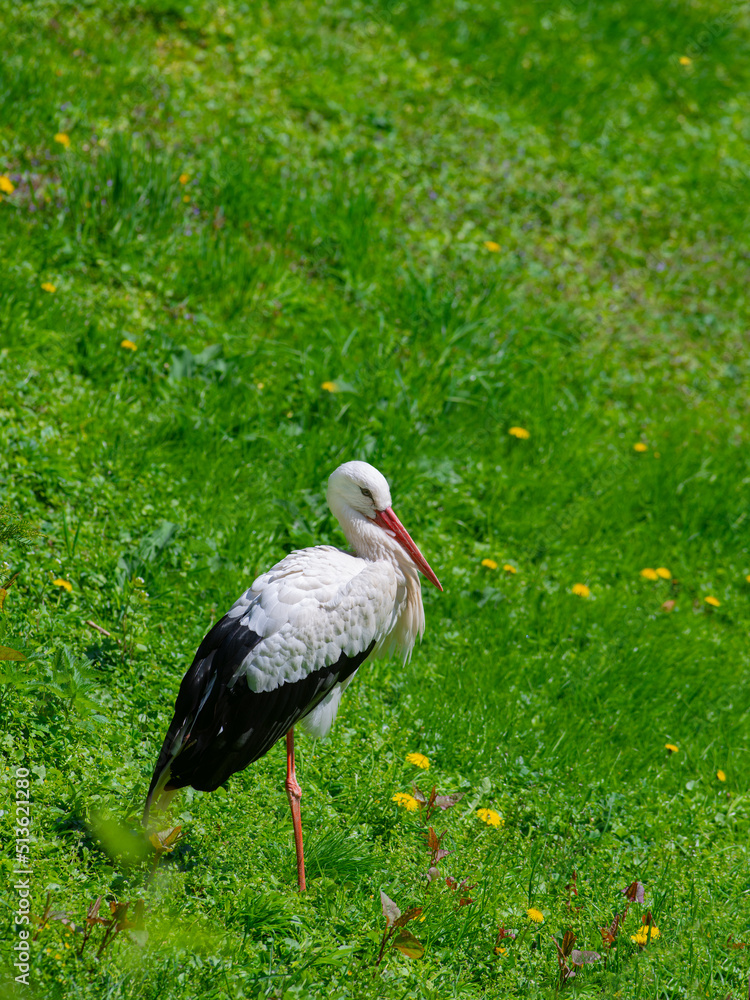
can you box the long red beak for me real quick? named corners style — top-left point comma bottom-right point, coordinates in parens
top-left (373, 507), bottom-right (443, 591)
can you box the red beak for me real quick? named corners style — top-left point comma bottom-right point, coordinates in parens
top-left (373, 507), bottom-right (443, 591)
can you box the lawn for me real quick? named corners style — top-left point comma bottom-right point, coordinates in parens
top-left (1, 1), bottom-right (749, 997)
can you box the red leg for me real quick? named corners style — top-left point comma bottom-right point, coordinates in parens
top-left (285, 728), bottom-right (306, 892)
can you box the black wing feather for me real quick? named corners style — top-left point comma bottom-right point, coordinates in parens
top-left (145, 607), bottom-right (375, 810)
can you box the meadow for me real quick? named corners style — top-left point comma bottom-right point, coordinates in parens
top-left (1, 0), bottom-right (749, 997)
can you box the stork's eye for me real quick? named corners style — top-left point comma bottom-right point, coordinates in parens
top-left (360, 487), bottom-right (373, 500)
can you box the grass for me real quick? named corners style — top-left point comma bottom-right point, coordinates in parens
top-left (0, 0), bottom-right (749, 996)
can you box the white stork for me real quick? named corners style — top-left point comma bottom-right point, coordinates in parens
top-left (143, 461), bottom-right (442, 890)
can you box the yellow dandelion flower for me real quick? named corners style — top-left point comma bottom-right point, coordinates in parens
top-left (705, 595), bottom-right (720, 607)
top-left (41, 282), bottom-right (56, 293)
top-left (406, 752), bottom-right (430, 770)
top-left (0, 176), bottom-right (14, 194)
top-left (392, 792), bottom-right (419, 812)
top-left (54, 133), bottom-right (70, 148)
top-left (640, 568), bottom-right (658, 580)
top-left (484, 240), bottom-right (501, 252)
top-left (494, 946), bottom-right (508, 956)
top-left (679, 56), bottom-right (692, 66)
top-left (746, 574), bottom-right (750, 583)
top-left (631, 924), bottom-right (660, 945)
top-left (52, 579), bottom-right (72, 592)
top-left (717, 770), bottom-right (726, 782)
top-left (665, 743), bottom-right (679, 753)
top-left (183, 194), bottom-right (191, 203)
top-left (571, 583), bottom-right (590, 597)
top-left (656, 567), bottom-right (671, 579)
top-left (179, 173), bottom-right (189, 185)
top-left (321, 381), bottom-right (337, 392)
top-left (633, 442), bottom-right (648, 452)
top-left (503, 564), bottom-right (517, 574)
top-left (120, 339), bottom-right (137, 351)
top-left (527, 908), bottom-right (544, 923)
top-left (477, 808), bottom-right (503, 827)
top-left (481, 558), bottom-right (498, 570)
top-left (509, 426), bottom-right (530, 439)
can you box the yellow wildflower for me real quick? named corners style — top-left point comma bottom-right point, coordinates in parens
top-left (656, 567), bottom-right (671, 579)
top-left (54, 133), bottom-right (70, 148)
top-left (121, 339), bottom-right (137, 351)
top-left (405, 752), bottom-right (430, 770)
top-left (640, 568), bottom-right (658, 580)
top-left (481, 558), bottom-right (498, 570)
top-left (41, 282), bottom-right (56, 293)
top-left (665, 743), bottom-right (679, 753)
top-left (0, 176), bottom-right (14, 194)
top-left (484, 241), bottom-right (501, 252)
top-left (179, 173), bottom-right (189, 185)
top-left (679, 56), bottom-right (692, 66)
top-left (503, 564), bottom-right (517, 574)
top-left (392, 792), bottom-right (419, 812)
top-left (705, 595), bottom-right (720, 607)
top-left (494, 946), bottom-right (508, 956)
top-left (717, 770), bottom-right (726, 782)
top-left (633, 442), bottom-right (648, 452)
top-left (477, 808), bottom-right (503, 827)
top-left (509, 426), bottom-right (530, 439)
top-left (321, 381), bottom-right (337, 392)
top-left (52, 579), bottom-right (72, 592)
top-left (571, 583), bottom-right (590, 597)
top-left (746, 575), bottom-right (750, 583)
top-left (526, 908), bottom-right (544, 923)
top-left (183, 194), bottom-right (191, 203)
top-left (631, 924), bottom-right (660, 945)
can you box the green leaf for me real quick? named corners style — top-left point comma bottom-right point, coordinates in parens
top-left (0, 645), bottom-right (25, 660)
top-left (393, 928), bottom-right (424, 959)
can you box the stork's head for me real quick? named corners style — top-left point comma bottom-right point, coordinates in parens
top-left (327, 461), bottom-right (442, 591)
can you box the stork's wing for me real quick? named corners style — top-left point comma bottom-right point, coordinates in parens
top-left (144, 547), bottom-right (397, 820)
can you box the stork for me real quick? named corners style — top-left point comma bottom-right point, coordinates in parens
top-left (143, 461), bottom-right (442, 890)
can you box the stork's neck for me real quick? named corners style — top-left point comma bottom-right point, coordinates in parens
top-left (334, 504), bottom-right (415, 581)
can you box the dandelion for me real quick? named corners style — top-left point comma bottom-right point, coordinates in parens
top-left (120, 339), bottom-right (137, 351)
top-left (484, 241), bottom-right (501, 252)
top-left (631, 924), bottom-right (660, 945)
top-left (665, 743), bottom-right (679, 753)
top-left (392, 792), bottom-right (419, 812)
top-left (640, 568), bottom-right (658, 580)
top-left (679, 56), bottom-right (692, 66)
top-left (494, 946), bottom-right (508, 956)
top-left (183, 194), bottom-right (191, 203)
top-left (41, 282), bottom-right (56, 293)
top-left (746, 575), bottom-right (750, 583)
top-left (481, 558), bottom-right (498, 570)
top-left (633, 442), bottom-right (648, 452)
top-left (526, 908), bottom-right (544, 923)
top-left (704, 595), bottom-right (720, 607)
top-left (0, 176), bottom-right (14, 194)
top-left (321, 381), bottom-right (337, 392)
top-left (477, 808), bottom-right (503, 827)
top-left (509, 426), bottom-right (530, 439)
top-left (571, 583), bottom-right (590, 598)
top-left (52, 579), bottom-right (72, 592)
top-left (656, 567), bottom-right (671, 579)
top-left (54, 133), bottom-right (70, 148)
top-left (503, 564), bottom-right (517, 574)
top-left (179, 173), bottom-right (189, 185)
top-left (717, 770), bottom-right (726, 782)
top-left (406, 752), bottom-right (430, 770)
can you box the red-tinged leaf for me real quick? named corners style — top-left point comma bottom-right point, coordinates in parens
top-left (380, 890), bottom-right (401, 927)
top-left (0, 645), bottom-right (25, 660)
top-left (570, 949), bottom-right (601, 966)
top-left (496, 927), bottom-right (517, 941)
top-left (411, 787), bottom-right (427, 804)
top-left (445, 876), bottom-right (458, 890)
top-left (458, 896), bottom-right (473, 906)
top-left (427, 787), bottom-right (437, 810)
top-left (435, 848), bottom-right (450, 863)
top-left (434, 793), bottom-right (464, 810)
top-left (427, 866), bottom-right (441, 882)
top-left (393, 906), bottom-right (422, 928)
top-left (393, 928), bottom-right (424, 959)
top-left (622, 881), bottom-right (645, 904)
top-left (600, 927), bottom-right (616, 947)
top-left (661, 599), bottom-right (676, 613)
top-left (562, 930), bottom-right (576, 956)
top-left (728, 935), bottom-right (749, 950)
top-left (426, 826), bottom-right (440, 852)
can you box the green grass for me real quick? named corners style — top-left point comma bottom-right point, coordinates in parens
top-left (1, 0), bottom-right (749, 996)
